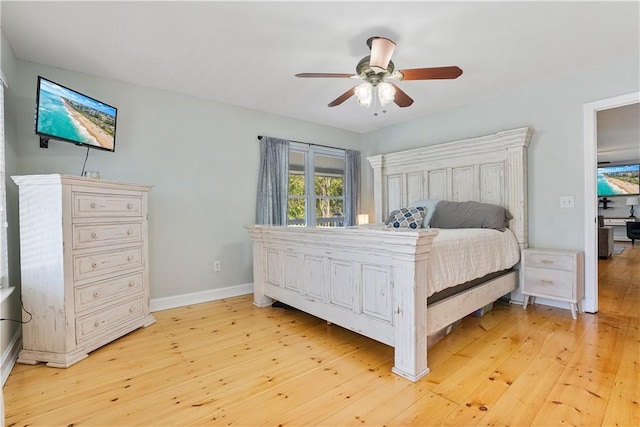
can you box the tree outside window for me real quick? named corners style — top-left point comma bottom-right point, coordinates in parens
top-left (287, 145), bottom-right (345, 227)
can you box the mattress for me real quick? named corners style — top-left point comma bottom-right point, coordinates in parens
top-left (427, 228), bottom-right (520, 297)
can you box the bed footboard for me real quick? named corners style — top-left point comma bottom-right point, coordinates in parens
top-left (246, 225), bottom-right (439, 381)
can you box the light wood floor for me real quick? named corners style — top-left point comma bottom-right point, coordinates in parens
top-left (5, 244), bottom-right (639, 426)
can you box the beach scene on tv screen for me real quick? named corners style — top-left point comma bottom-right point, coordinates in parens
top-left (597, 164), bottom-right (640, 196)
top-left (36, 79), bottom-right (116, 150)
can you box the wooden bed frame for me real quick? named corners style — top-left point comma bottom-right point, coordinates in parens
top-left (246, 127), bottom-right (533, 382)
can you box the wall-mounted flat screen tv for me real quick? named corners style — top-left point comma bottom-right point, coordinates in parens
top-left (35, 76), bottom-right (117, 152)
top-left (597, 164), bottom-right (640, 197)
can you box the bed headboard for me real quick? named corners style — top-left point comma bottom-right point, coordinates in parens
top-left (367, 127), bottom-right (533, 249)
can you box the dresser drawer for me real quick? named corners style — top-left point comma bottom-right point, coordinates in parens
top-left (524, 267), bottom-right (574, 299)
top-left (73, 193), bottom-right (142, 218)
top-left (75, 297), bottom-right (144, 344)
top-left (74, 272), bottom-right (144, 313)
top-left (74, 247), bottom-right (143, 281)
top-left (525, 253), bottom-right (574, 271)
top-left (73, 222), bottom-right (142, 250)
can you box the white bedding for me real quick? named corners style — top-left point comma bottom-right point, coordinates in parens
top-left (428, 228), bottom-right (520, 297)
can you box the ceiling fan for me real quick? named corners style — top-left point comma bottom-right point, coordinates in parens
top-left (295, 37), bottom-right (463, 109)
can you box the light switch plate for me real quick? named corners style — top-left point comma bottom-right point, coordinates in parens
top-left (560, 195), bottom-right (575, 208)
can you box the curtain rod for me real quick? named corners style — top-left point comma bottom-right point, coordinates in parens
top-left (257, 135), bottom-right (348, 152)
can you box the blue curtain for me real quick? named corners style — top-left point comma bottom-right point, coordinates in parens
top-left (256, 137), bottom-right (290, 225)
top-left (344, 149), bottom-right (360, 226)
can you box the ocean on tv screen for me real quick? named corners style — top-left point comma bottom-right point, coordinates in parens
top-left (597, 164), bottom-right (640, 196)
top-left (37, 80), bottom-right (116, 150)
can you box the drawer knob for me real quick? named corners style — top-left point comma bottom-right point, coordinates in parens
top-left (129, 307), bottom-right (135, 313)
top-left (91, 262), bottom-right (98, 268)
top-left (541, 260), bottom-right (554, 264)
top-left (541, 279), bottom-right (554, 284)
top-left (94, 321), bottom-right (99, 328)
top-left (90, 202), bottom-right (96, 208)
top-left (93, 292), bottom-right (99, 298)
top-left (128, 281), bottom-right (135, 287)
top-left (91, 232), bottom-right (98, 238)
top-left (127, 255), bottom-right (134, 261)
top-left (127, 229), bottom-right (133, 236)
top-left (127, 203), bottom-right (133, 210)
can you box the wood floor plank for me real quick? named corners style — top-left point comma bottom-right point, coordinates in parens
top-left (10, 319), bottom-right (363, 425)
top-left (476, 310), bottom-right (595, 426)
top-left (187, 339), bottom-right (392, 426)
top-left (441, 317), bottom-right (563, 426)
top-left (431, 309), bottom-right (534, 403)
top-left (530, 315), bottom-right (628, 426)
top-left (601, 318), bottom-right (640, 427)
top-left (384, 391), bottom-right (459, 426)
top-left (4, 244), bottom-right (638, 426)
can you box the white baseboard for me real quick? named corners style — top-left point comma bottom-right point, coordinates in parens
top-left (1, 330), bottom-right (21, 387)
top-left (150, 283), bottom-right (253, 312)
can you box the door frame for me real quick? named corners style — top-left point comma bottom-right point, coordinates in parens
top-left (582, 91), bottom-right (639, 313)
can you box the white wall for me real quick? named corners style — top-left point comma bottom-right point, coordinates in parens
top-left (360, 57), bottom-right (640, 252)
top-left (5, 56), bottom-right (362, 301)
top-left (1, 31), bottom-right (22, 382)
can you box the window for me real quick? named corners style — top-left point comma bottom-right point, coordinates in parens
top-left (287, 143), bottom-right (346, 227)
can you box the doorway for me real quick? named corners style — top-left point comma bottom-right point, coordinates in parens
top-left (583, 91), bottom-right (640, 313)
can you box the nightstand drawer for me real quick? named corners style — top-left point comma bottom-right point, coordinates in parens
top-left (524, 253), bottom-right (574, 271)
top-left (524, 267), bottom-right (573, 299)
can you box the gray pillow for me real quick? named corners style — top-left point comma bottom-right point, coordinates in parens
top-left (408, 199), bottom-right (440, 228)
top-left (429, 200), bottom-right (513, 231)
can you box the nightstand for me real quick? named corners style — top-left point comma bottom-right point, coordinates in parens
top-left (521, 248), bottom-right (584, 319)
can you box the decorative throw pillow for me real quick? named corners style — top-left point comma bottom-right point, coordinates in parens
top-left (386, 207), bottom-right (426, 229)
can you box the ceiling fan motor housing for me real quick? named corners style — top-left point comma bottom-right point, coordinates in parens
top-left (356, 56), bottom-right (394, 85)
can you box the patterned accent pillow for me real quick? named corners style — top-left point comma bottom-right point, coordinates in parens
top-left (386, 207), bottom-right (426, 229)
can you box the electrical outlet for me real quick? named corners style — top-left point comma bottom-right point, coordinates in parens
top-left (214, 261), bottom-right (221, 272)
top-left (560, 195), bottom-right (575, 208)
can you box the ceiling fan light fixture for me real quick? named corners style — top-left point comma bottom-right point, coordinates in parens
top-left (377, 82), bottom-right (396, 107)
top-left (355, 82), bottom-right (373, 107)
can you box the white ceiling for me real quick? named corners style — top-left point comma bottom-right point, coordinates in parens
top-left (1, 1), bottom-right (639, 134)
top-left (597, 103), bottom-right (640, 163)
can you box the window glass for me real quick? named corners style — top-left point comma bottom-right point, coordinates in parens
top-left (287, 145), bottom-right (345, 227)
top-left (288, 150), bottom-right (307, 226)
top-left (314, 154), bottom-right (345, 227)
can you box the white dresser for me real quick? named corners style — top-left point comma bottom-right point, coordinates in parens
top-left (12, 174), bottom-right (155, 367)
top-left (521, 248), bottom-right (584, 319)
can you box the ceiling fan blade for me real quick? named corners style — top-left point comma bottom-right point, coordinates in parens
top-left (397, 66), bottom-right (463, 81)
top-left (368, 37), bottom-right (396, 70)
top-left (328, 87), bottom-right (356, 107)
top-left (295, 73), bottom-right (354, 78)
top-left (389, 83), bottom-right (414, 107)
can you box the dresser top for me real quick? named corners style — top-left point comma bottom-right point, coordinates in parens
top-left (12, 174), bottom-right (152, 191)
